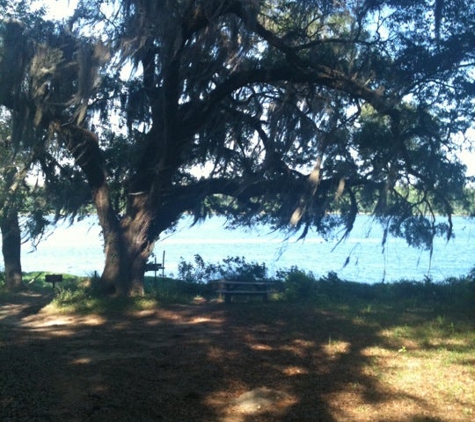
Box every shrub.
[218,256,267,281]
[278,267,317,302]
[150,277,214,302]
[177,255,267,283]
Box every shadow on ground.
[0,293,460,421]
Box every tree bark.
[81,170,154,297]
[99,205,155,297]
[1,208,23,291]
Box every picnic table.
[216,280,275,303]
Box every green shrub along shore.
[1,255,474,318]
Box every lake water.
[4,215,475,283]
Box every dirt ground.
[0,292,472,421]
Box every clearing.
[0,292,474,421]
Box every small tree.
[0,104,89,290]
[0,107,34,290]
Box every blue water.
[4,215,475,283]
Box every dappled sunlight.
[422,337,474,350]
[71,356,93,365]
[360,346,394,358]
[280,338,318,358]
[281,365,309,376]
[0,292,51,325]
[221,388,298,422]
[322,340,352,360]
[0,303,32,322]
[22,314,106,329]
[357,343,475,421]
[143,306,226,328]
[207,345,241,362]
[249,343,273,351]
[1,295,474,421]
[189,315,226,325]
[325,389,432,422]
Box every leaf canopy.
[0,0,474,250]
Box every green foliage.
[277,267,318,302]
[8,260,473,316]
[51,287,158,315]
[48,276,158,314]
[273,265,475,312]
[145,276,214,304]
[177,254,268,283]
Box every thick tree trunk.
[101,243,149,297]
[56,124,159,297]
[0,208,23,291]
[98,197,155,297]
[100,225,154,296]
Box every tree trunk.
[0,208,23,291]
[100,226,153,297]
[56,124,158,297]
[98,201,155,297]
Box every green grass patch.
[48,287,159,315]
[2,263,474,325]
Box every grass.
[300,297,474,420]
[0,272,162,315]
[1,269,474,421]
[3,268,474,317]
[364,315,475,420]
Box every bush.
[431,276,475,311]
[149,277,214,303]
[177,254,268,283]
[278,267,317,302]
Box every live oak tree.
[0,1,47,290]
[0,0,474,296]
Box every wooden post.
[145,251,166,283]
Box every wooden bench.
[45,274,63,289]
[217,280,275,303]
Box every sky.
[462,129,475,177]
[36,0,79,19]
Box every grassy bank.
[1,260,475,315]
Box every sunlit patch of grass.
[350,305,475,421]
[47,285,159,315]
[323,339,351,359]
[46,289,103,314]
